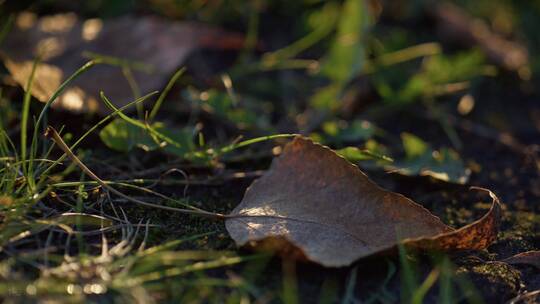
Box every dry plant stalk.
[45,126,226,219]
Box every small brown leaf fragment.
[503,251,540,269]
[225,137,502,267]
[0,13,245,114]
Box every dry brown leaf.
[503,251,540,269]
[0,12,244,114]
[225,137,501,267]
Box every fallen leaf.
[225,137,501,267]
[0,12,245,114]
[503,251,540,269]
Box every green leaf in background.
[391,133,470,184]
[310,0,371,111]
[337,133,469,184]
[154,123,196,157]
[337,146,393,163]
[205,89,257,128]
[322,119,375,143]
[320,0,370,83]
[99,118,196,158]
[310,84,341,110]
[99,118,140,152]
[399,50,487,101]
[374,50,489,105]
[262,2,340,64]
[99,118,162,152]
[195,89,270,131]
[401,132,429,159]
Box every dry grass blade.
[44,126,225,219]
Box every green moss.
[457,261,522,302]
[471,263,521,288]
[493,211,540,254]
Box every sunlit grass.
[0,60,272,302]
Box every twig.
[44,126,226,220]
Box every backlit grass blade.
[20,57,39,191]
[148,68,185,121]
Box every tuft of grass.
[396,246,484,304]
[0,57,275,302]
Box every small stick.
[44,126,225,220]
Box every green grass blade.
[218,133,297,155]
[34,60,98,131]
[100,92,188,152]
[398,244,419,303]
[29,60,98,182]
[148,68,185,121]
[37,91,158,183]
[411,268,440,304]
[20,57,40,191]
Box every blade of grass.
[138,232,216,257]
[75,173,87,254]
[438,256,453,304]
[148,68,185,121]
[29,60,99,185]
[411,268,440,304]
[239,0,259,58]
[123,254,262,286]
[100,92,186,152]
[44,126,225,219]
[398,244,419,303]
[34,60,98,135]
[121,67,143,117]
[82,51,154,72]
[37,91,158,184]
[341,265,359,304]
[51,179,208,212]
[261,2,338,64]
[282,258,299,304]
[218,134,297,155]
[20,57,40,191]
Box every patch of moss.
[491,211,540,257]
[503,212,540,237]
[457,261,522,302]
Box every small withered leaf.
[0,13,245,114]
[503,251,540,269]
[225,137,501,267]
